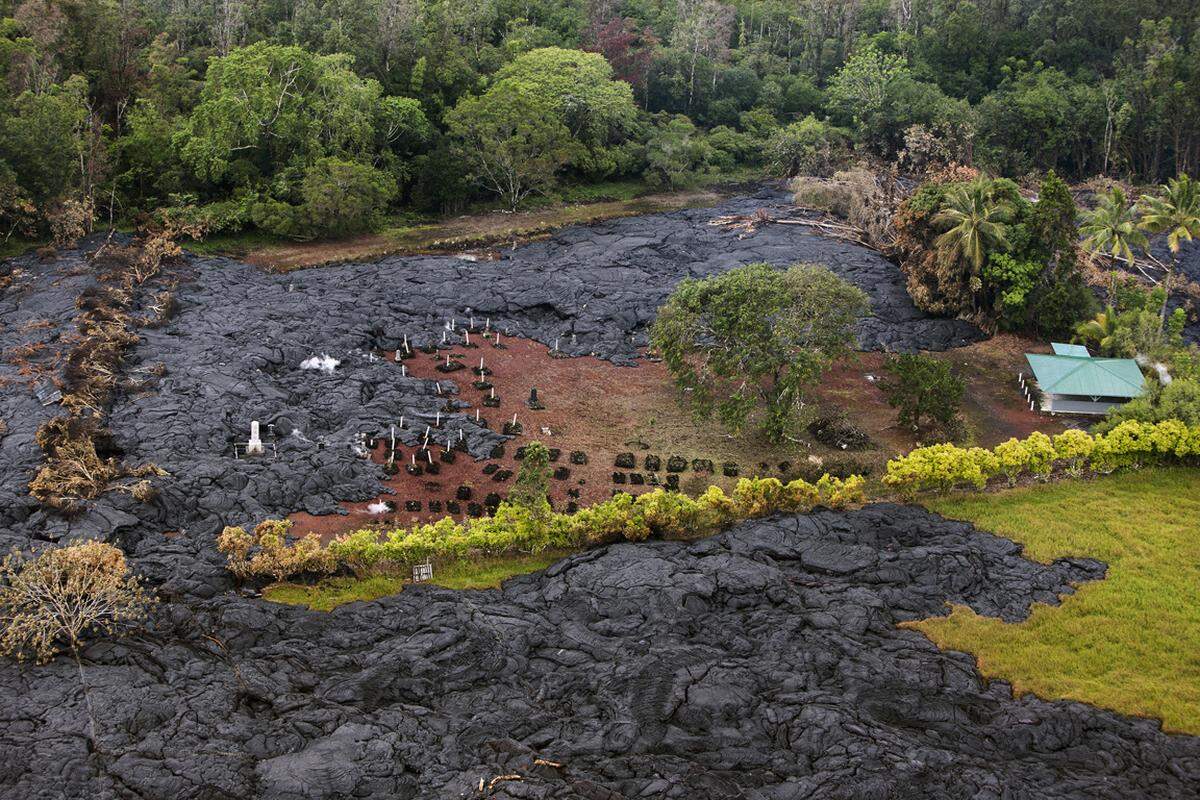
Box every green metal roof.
[1025,353,1145,399]
[1051,342,1091,357]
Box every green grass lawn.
[263,575,408,611]
[912,467,1200,734]
[262,550,573,611]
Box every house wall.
[1042,395,1128,416]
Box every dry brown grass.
[29,411,166,514]
[240,188,728,271]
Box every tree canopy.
[651,262,869,442]
[176,42,428,186]
[0,0,1197,239]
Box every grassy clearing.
[183,229,281,258]
[911,467,1200,734]
[0,239,37,260]
[262,549,572,610]
[427,550,571,589]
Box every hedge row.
[219,475,867,581]
[883,420,1200,497]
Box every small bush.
[880,353,965,434]
[1052,429,1094,476]
[218,520,336,582]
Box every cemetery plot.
[287,330,1065,541]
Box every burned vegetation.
[26,232,187,514]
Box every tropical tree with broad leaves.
[932,179,1014,311]
[1073,306,1121,354]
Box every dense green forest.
[1,0,1198,241]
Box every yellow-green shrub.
[817,474,867,507]
[884,419,1200,496]
[695,484,738,525]
[882,443,997,497]
[732,477,787,517]
[1052,429,1094,475]
[1147,418,1195,459]
[1025,431,1056,478]
[785,478,821,511]
[1090,420,1155,471]
[993,438,1030,485]
[634,489,722,538]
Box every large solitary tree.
[651,262,869,442]
[445,86,575,210]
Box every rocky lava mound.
[1,187,980,574]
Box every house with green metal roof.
[1023,345,1145,416]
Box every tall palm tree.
[933,179,1013,274]
[1080,186,1148,266]
[1139,173,1200,319]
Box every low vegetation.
[883,419,1200,497]
[263,551,571,611]
[263,575,407,611]
[28,235,186,513]
[911,467,1200,735]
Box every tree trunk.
[1160,255,1176,324]
[71,645,100,753]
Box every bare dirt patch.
[244,188,728,272]
[818,334,1070,458]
